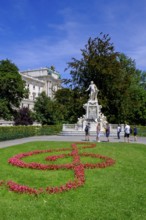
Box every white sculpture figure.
[99,113,107,128]
[86,81,99,101]
[77,117,83,131]
[77,117,83,126]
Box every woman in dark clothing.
[133,126,138,141]
[105,123,110,142]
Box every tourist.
[117,124,121,139]
[96,123,101,142]
[85,123,90,141]
[124,124,126,142]
[124,123,131,143]
[133,126,138,141]
[105,123,110,142]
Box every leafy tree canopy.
[54,88,87,123]
[0,59,28,120]
[14,107,33,126]
[34,91,64,125]
[65,33,146,124]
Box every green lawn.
[0,141,146,220]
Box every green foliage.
[140,70,146,89]
[113,54,146,123]
[0,142,146,220]
[14,107,34,126]
[0,126,36,140]
[0,59,28,120]
[66,33,119,89]
[36,124,62,135]
[66,33,146,124]
[0,99,12,119]
[54,88,87,123]
[34,91,63,125]
[0,125,62,141]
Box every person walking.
[105,123,110,142]
[96,123,101,142]
[117,124,121,139]
[124,123,130,143]
[133,126,138,141]
[84,123,90,141]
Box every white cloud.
[7,35,83,76]
[1,0,146,78]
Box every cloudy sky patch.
[0,0,146,78]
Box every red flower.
[4,142,116,195]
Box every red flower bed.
[0,142,116,195]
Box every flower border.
[0,142,116,195]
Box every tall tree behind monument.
[66,33,145,124]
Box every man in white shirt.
[124,124,130,143]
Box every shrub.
[0,125,62,141]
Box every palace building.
[20,67,61,110]
[0,67,61,126]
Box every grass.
[0,141,146,220]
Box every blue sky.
[0,0,146,79]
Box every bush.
[0,125,62,141]
[14,107,33,125]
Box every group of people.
[96,122,110,142]
[84,122,110,142]
[85,122,138,142]
[117,124,138,142]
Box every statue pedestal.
[81,100,107,132]
[83,100,101,121]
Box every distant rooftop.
[20,67,61,79]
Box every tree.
[66,33,119,89]
[66,33,121,122]
[65,33,145,124]
[14,107,33,125]
[0,59,28,120]
[114,54,146,124]
[34,91,64,125]
[54,88,87,123]
[140,71,146,89]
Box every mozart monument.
[62,81,107,133]
[79,81,107,131]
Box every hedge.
[0,125,62,141]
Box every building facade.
[20,67,61,110]
[0,67,61,126]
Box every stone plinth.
[83,100,101,121]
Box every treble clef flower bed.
[0,142,116,195]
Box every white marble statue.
[86,81,99,101]
[99,113,107,128]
